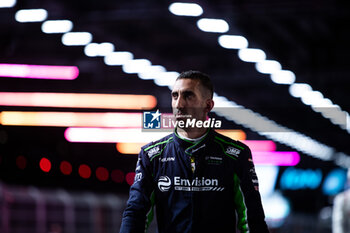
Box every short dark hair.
[176,70,214,99]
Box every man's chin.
[175,117,186,123]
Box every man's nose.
[175,95,185,109]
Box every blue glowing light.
[280,168,323,190]
[322,169,347,195]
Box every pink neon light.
[64,128,171,143]
[0,92,157,109]
[242,140,276,152]
[0,111,142,127]
[0,63,79,80]
[252,151,300,166]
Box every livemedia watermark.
[142,109,222,132]
[141,106,348,133]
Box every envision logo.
[158,176,171,192]
[157,176,225,192]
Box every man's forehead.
[172,79,200,92]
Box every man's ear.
[205,99,214,113]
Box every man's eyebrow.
[171,89,195,96]
[182,90,195,95]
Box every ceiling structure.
[0,0,350,191]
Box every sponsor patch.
[134,172,143,183]
[147,146,160,158]
[159,157,175,162]
[174,176,225,192]
[205,156,223,165]
[226,146,241,156]
[248,160,259,191]
[157,176,225,192]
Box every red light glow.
[111,169,125,183]
[96,167,109,181]
[126,172,136,186]
[39,157,51,172]
[60,161,72,175]
[78,164,91,179]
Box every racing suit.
[120,129,269,233]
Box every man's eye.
[184,93,193,99]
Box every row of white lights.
[9,7,350,168]
[169,2,350,134]
[13,9,180,88]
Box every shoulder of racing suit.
[141,133,174,162]
[212,130,250,160]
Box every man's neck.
[176,127,207,139]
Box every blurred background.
[0,0,350,232]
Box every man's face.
[171,78,212,123]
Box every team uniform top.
[120,129,269,233]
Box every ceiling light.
[122,59,152,74]
[138,65,167,80]
[153,71,179,87]
[289,83,312,98]
[301,90,324,106]
[218,35,248,49]
[41,20,73,33]
[255,60,282,74]
[197,18,229,33]
[104,51,134,66]
[238,48,266,62]
[270,70,296,84]
[168,2,203,16]
[15,9,48,23]
[62,32,92,46]
[0,0,16,8]
[84,42,114,57]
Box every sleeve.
[332,192,345,233]
[234,146,270,233]
[119,148,156,233]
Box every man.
[332,170,350,233]
[120,71,269,233]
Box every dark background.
[1,0,349,232]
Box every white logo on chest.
[158,176,171,192]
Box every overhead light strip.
[64,128,246,143]
[0,111,143,127]
[0,92,157,110]
[116,140,276,154]
[0,63,79,80]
